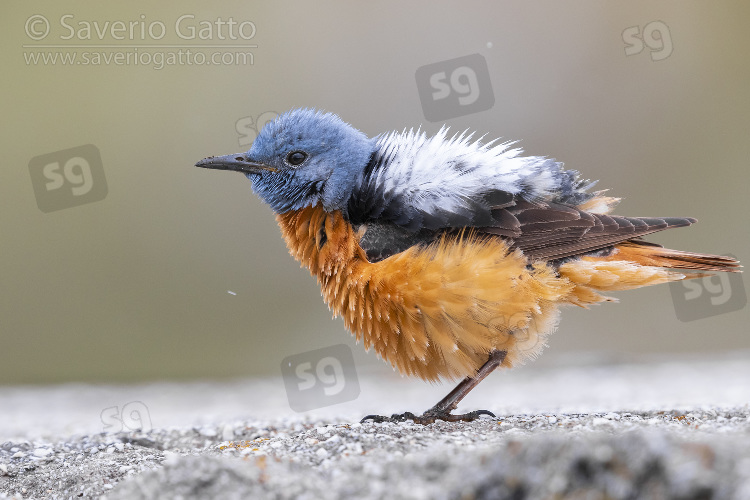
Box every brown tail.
[604,240,741,274]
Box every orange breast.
[275,204,722,380]
[276,206,574,381]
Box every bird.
[196,108,740,424]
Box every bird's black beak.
[195,153,278,174]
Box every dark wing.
[354,195,696,264]
[482,199,696,261]
[354,222,437,262]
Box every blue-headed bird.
[196,109,740,424]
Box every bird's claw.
[360,409,495,425]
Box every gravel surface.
[1,353,749,499]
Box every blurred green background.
[2,1,748,384]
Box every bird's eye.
[286,151,308,166]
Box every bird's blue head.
[196,108,375,214]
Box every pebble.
[1,406,749,498]
[200,427,217,438]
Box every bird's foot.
[360,409,495,425]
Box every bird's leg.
[362,350,507,425]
